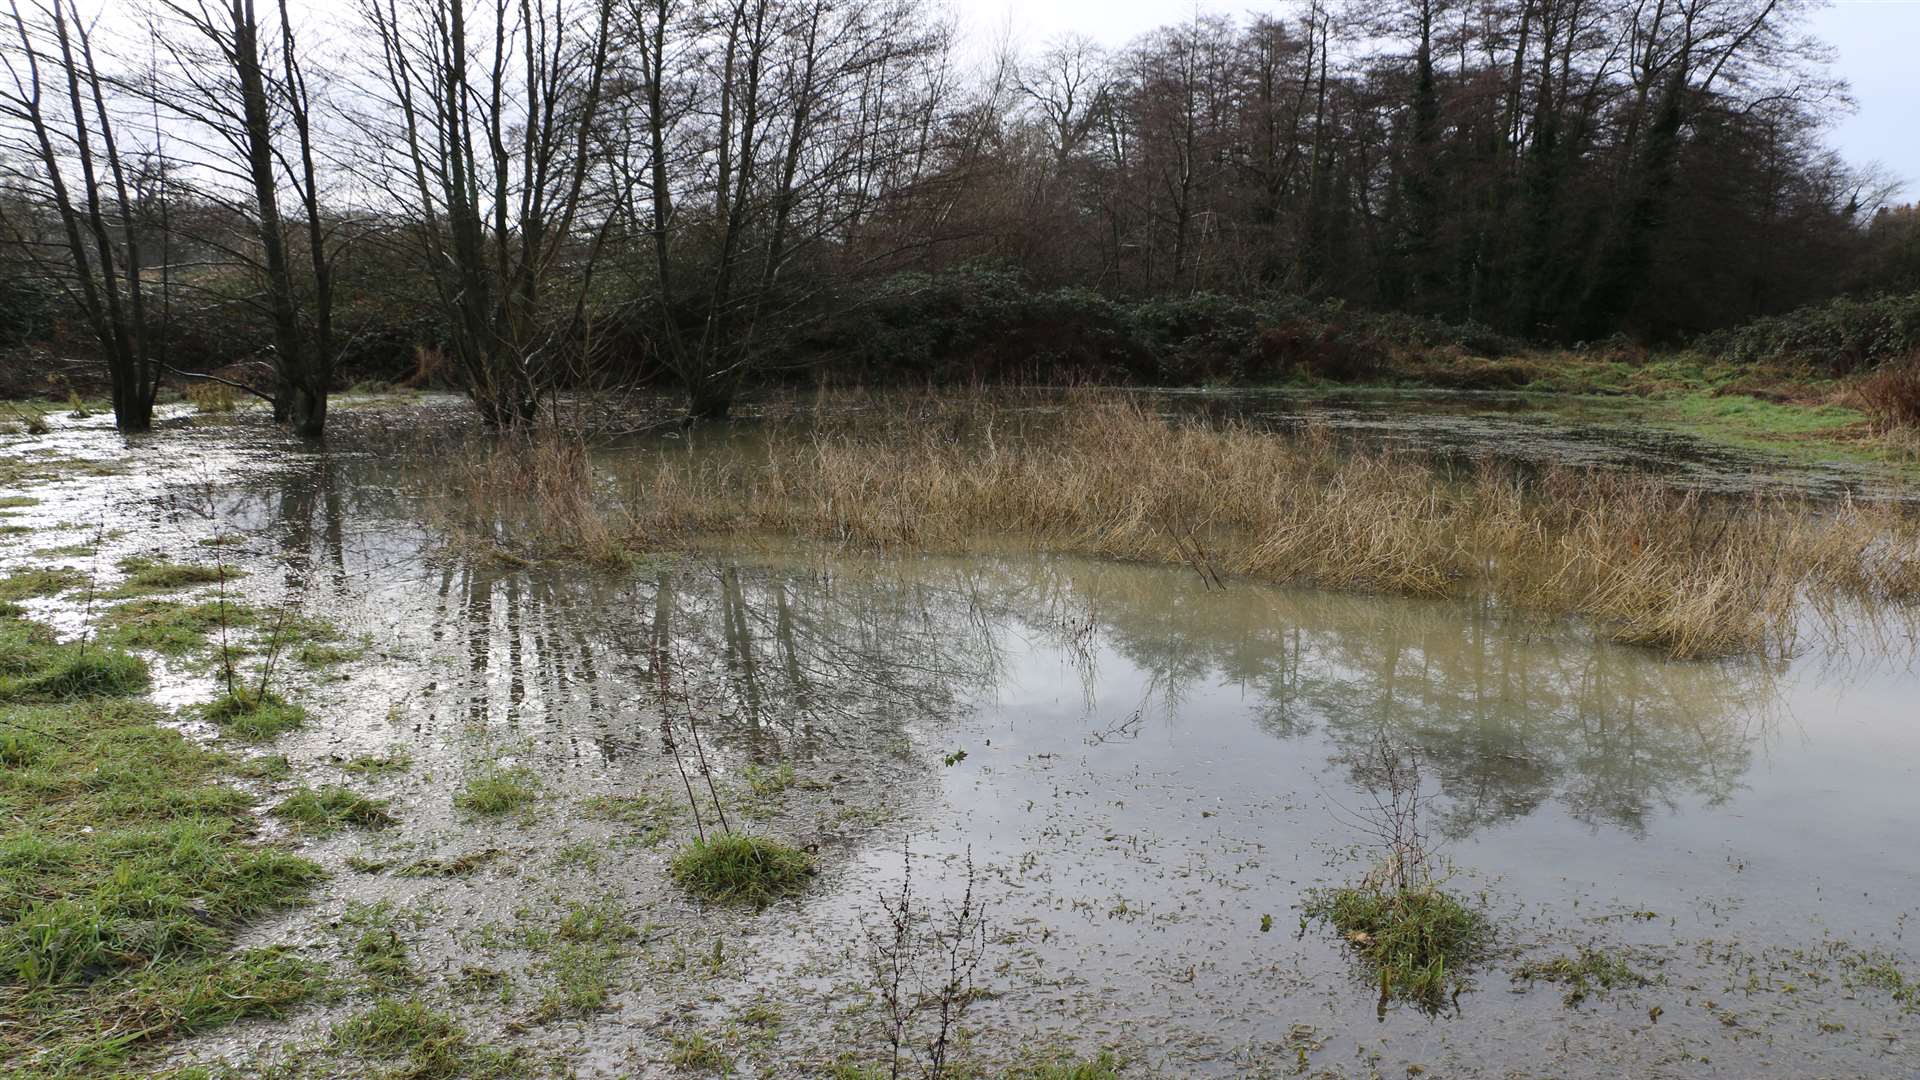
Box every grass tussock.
[273,785,397,833]
[197,688,308,741]
[1303,881,1488,1009]
[0,621,148,702]
[668,834,815,906]
[454,764,539,814]
[597,392,1920,659]
[443,434,627,565]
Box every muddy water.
[2,396,1917,1077]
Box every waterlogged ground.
[2,394,1918,1078]
[1154,388,1919,500]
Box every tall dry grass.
[453,392,1920,659]
[442,433,628,566]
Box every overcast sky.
[949,0,1920,198]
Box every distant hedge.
[1695,293,1920,375]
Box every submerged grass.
[332,997,526,1078]
[668,834,815,906]
[100,598,258,654]
[1514,944,1651,1005]
[0,566,85,602]
[110,557,240,597]
[559,391,1920,659]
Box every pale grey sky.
[951,0,1920,197]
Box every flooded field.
[3,393,1917,1078]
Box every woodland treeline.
[0,0,1916,433]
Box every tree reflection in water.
[227,437,1775,845]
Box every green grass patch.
[0,495,42,509]
[1665,391,1865,436]
[100,597,258,654]
[0,622,148,702]
[110,556,241,596]
[523,900,633,1022]
[273,785,396,833]
[666,1030,733,1073]
[1842,949,1919,1011]
[340,747,415,777]
[0,565,86,601]
[1513,944,1651,1005]
[342,900,417,989]
[333,997,527,1079]
[454,764,538,814]
[1009,1051,1125,1079]
[0,609,324,1074]
[1302,882,1487,1010]
[668,833,815,906]
[197,687,309,741]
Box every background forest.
[1,0,1917,431]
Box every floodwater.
[3,393,1917,1078]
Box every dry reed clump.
[441,433,629,565]
[616,393,1920,659]
[1855,353,1920,432]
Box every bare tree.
[0,0,165,431]
[144,0,341,436]
[356,0,616,427]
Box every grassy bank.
[455,393,1920,659]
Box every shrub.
[1856,353,1920,430]
[1697,292,1920,374]
[669,833,815,906]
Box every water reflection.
[218,422,1780,849]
